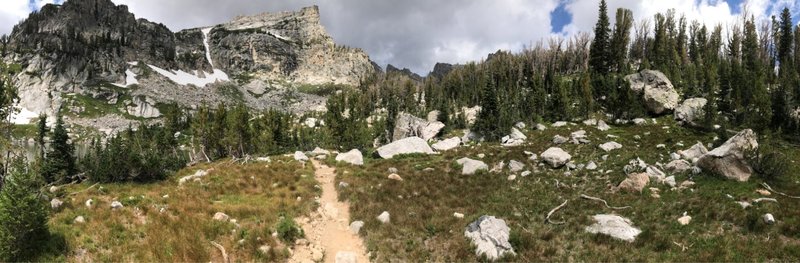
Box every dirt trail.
[289,160,369,263]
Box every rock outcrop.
[625,70,680,114]
[696,129,758,181]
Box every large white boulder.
[625,70,680,115]
[376,137,435,159]
[392,112,445,141]
[585,214,642,242]
[294,151,309,162]
[696,129,758,181]
[335,149,364,166]
[679,142,708,161]
[456,158,489,175]
[464,215,516,261]
[541,147,572,168]
[675,98,707,127]
[432,137,461,151]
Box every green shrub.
[0,159,50,261]
[276,216,303,243]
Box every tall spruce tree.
[42,115,75,183]
[474,76,503,141]
[0,159,49,261]
[589,0,611,74]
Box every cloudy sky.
[1,0,798,74]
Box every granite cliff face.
[3,0,374,126]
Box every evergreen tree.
[589,0,611,74]
[35,114,47,160]
[609,8,634,73]
[473,77,503,141]
[0,159,49,261]
[42,115,75,183]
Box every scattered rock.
[585,214,642,242]
[645,166,666,183]
[336,149,364,166]
[599,142,623,152]
[393,112,445,141]
[535,123,547,131]
[376,137,435,159]
[553,135,569,144]
[388,167,398,174]
[665,160,692,173]
[664,176,677,187]
[696,129,758,181]
[670,152,681,160]
[763,213,776,224]
[633,118,647,125]
[74,216,86,224]
[179,169,208,185]
[541,147,572,168]
[432,137,461,151]
[49,186,59,193]
[213,212,230,221]
[596,120,611,131]
[507,174,517,181]
[675,98,707,127]
[388,173,403,181]
[377,211,390,224]
[85,199,94,208]
[335,251,357,263]
[736,201,751,209]
[756,189,771,196]
[501,128,527,147]
[456,158,489,175]
[586,161,598,170]
[338,182,349,189]
[294,151,309,162]
[258,245,271,255]
[349,221,364,234]
[617,173,650,193]
[678,215,692,225]
[110,201,124,210]
[490,161,506,173]
[521,171,532,177]
[552,121,568,127]
[464,215,516,261]
[508,160,525,173]
[50,198,63,210]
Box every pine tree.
[778,7,794,73]
[474,76,503,141]
[609,8,634,73]
[35,114,47,160]
[0,159,49,261]
[589,0,611,74]
[42,115,75,183]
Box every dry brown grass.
[47,157,319,262]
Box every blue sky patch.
[550,1,571,33]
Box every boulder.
[541,147,572,168]
[213,212,230,221]
[617,173,650,193]
[432,137,461,151]
[596,120,611,131]
[585,214,642,242]
[490,161,506,173]
[625,70,680,114]
[311,147,330,156]
[633,118,647,125]
[679,142,708,161]
[377,211,391,224]
[392,112,445,141]
[454,212,465,219]
[552,121,568,127]
[304,118,318,128]
[508,160,525,173]
[696,129,758,181]
[388,173,403,181]
[665,160,692,173]
[501,128,527,147]
[335,149,364,166]
[456,158,489,175]
[74,216,86,224]
[586,161,598,170]
[50,198,63,210]
[552,135,569,144]
[294,151,309,162]
[349,221,364,234]
[645,166,666,183]
[678,215,692,225]
[464,215,516,261]
[110,201,124,209]
[376,137,434,159]
[764,213,776,224]
[599,142,623,152]
[462,106,482,126]
[427,110,441,122]
[535,123,547,131]
[675,98,707,127]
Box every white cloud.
[0,0,62,35]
